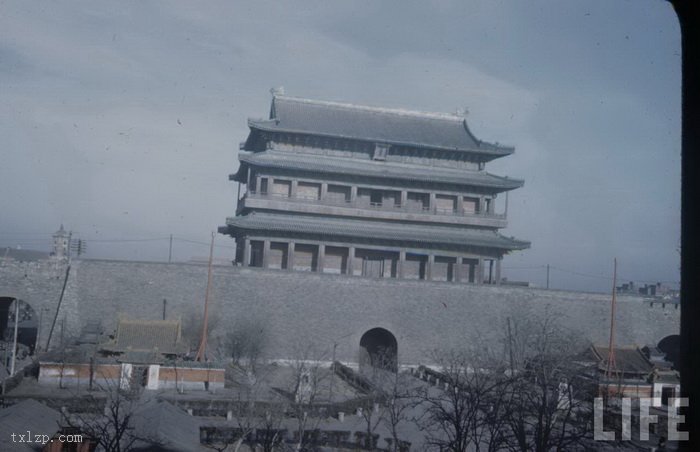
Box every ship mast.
[195,232,215,362]
[605,258,618,380]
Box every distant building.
[616,280,679,300]
[51,224,69,261]
[220,94,529,283]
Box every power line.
[82,237,171,243]
[174,237,236,249]
[502,263,679,286]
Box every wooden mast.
[195,232,215,362]
[605,258,618,380]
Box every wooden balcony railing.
[241,190,506,219]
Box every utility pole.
[60,316,65,348]
[546,264,550,289]
[163,299,167,320]
[67,231,73,264]
[1,346,7,394]
[168,234,173,263]
[9,299,20,376]
[507,317,515,374]
[329,342,338,403]
[35,307,46,353]
[46,264,71,351]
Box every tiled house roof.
[101,318,187,356]
[590,345,655,377]
[0,400,62,451]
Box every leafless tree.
[202,361,286,452]
[501,313,595,452]
[61,381,161,452]
[414,348,511,452]
[219,316,269,374]
[380,371,414,452]
[282,342,328,451]
[255,408,286,452]
[180,307,223,354]
[357,349,413,451]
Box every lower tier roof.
[222,212,530,252]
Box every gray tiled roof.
[101,318,186,355]
[131,400,201,452]
[248,95,513,157]
[235,151,523,191]
[0,400,62,451]
[224,212,530,251]
[590,346,654,376]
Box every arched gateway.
[359,327,398,372]
[0,297,38,353]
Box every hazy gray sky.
[0,1,681,293]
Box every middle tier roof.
[232,151,523,192]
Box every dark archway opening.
[658,334,680,370]
[359,327,398,372]
[0,297,38,354]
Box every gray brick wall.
[0,259,679,365]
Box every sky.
[0,1,681,293]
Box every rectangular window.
[270,179,291,197]
[296,182,321,200]
[373,143,389,160]
[407,192,430,211]
[249,241,264,267]
[435,195,457,213]
[463,197,479,214]
[327,185,351,203]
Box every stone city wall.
[1,258,680,365]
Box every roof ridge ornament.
[455,107,469,117]
[270,86,285,97]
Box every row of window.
[250,177,492,214]
[238,240,499,284]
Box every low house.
[587,345,680,406]
[39,318,224,392]
[99,318,189,361]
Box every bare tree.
[414,348,510,452]
[282,342,328,451]
[180,307,222,355]
[356,349,414,451]
[61,381,161,452]
[379,371,414,452]
[501,313,594,452]
[219,316,269,374]
[255,408,286,452]
[202,361,287,452]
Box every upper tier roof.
[247,95,514,158]
[233,151,523,192]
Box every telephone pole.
[168,234,173,263]
[9,299,20,376]
[546,264,550,289]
